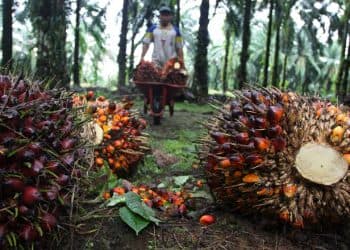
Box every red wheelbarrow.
[133,81,186,125]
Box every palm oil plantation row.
[0,0,349,100]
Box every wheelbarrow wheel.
[152,96,162,125]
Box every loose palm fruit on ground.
[199,86,350,228]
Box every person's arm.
[140,43,150,61]
[177,47,184,62]
[140,25,154,63]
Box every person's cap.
[159,6,173,14]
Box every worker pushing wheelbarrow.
[132,5,187,125]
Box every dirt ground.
[62,100,350,250]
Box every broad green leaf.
[173,175,190,186]
[119,206,150,235]
[106,194,126,207]
[125,192,160,225]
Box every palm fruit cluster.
[73,92,149,177]
[199,86,350,228]
[0,76,89,248]
[133,61,161,82]
[103,184,188,216]
[161,58,188,85]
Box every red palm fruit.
[179,204,187,214]
[61,153,75,166]
[41,213,57,232]
[219,143,231,153]
[60,138,75,150]
[57,174,69,186]
[199,214,215,226]
[230,154,245,168]
[22,186,41,205]
[45,186,59,201]
[267,125,283,137]
[210,132,229,144]
[246,153,264,166]
[253,137,270,152]
[28,142,42,155]
[254,117,267,129]
[86,90,94,100]
[108,102,116,112]
[4,177,25,192]
[16,148,35,161]
[233,132,250,144]
[271,137,286,151]
[267,105,284,124]
[19,224,39,241]
[231,108,243,118]
[32,159,44,174]
[46,161,60,173]
[18,205,30,215]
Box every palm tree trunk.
[341,33,350,100]
[222,28,231,93]
[281,53,288,89]
[73,0,81,87]
[117,0,129,87]
[30,0,68,88]
[336,20,349,98]
[193,0,210,98]
[237,0,252,89]
[262,0,274,87]
[272,3,281,87]
[2,0,13,70]
[176,0,180,27]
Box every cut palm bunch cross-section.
[199,86,350,228]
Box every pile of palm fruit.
[103,183,188,216]
[199,86,350,228]
[0,76,90,248]
[73,91,149,177]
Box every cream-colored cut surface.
[295,143,348,185]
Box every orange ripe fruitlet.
[113,187,125,195]
[267,105,284,124]
[106,145,115,154]
[331,126,345,142]
[95,157,104,166]
[242,173,260,183]
[253,137,270,152]
[199,214,215,226]
[99,115,107,123]
[343,154,350,165]
[219,158,231,168]
[283,184,297,198]
[103,192,111,200]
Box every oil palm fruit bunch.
[76,93,149,177]
[133,61,161,82]
[0,75,90,248]
[199,86,350,228]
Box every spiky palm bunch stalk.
[199,86,350,228]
